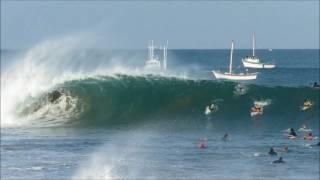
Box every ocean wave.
[10,74,319,128]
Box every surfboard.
[254,100,271,107]
[301,105,312,111]
[298,128,312,132]
[287,135,297,139]
[301,101,313,111]
[205,106,211,115]
[250,111,263,117]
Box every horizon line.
[1,48,319,51]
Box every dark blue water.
[1,47,319,179]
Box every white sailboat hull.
[242,59,275,69]
[213,71,257,80]
[144,59,161,70]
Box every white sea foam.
[72,130,157,179]
[1,36,89,127]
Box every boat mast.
[163,40,168,71]
[148,40,152,60]
[151,40,154,60]
[252,32,255,57]
[229,40,234,74]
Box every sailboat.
[144,40,161,71]
[213,40,257,80]
[144,40,168,72]
[242,33,275,69]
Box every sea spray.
[0,36,147,127]
[1,37,85,127]
[72,130,161,179]
[1,37,193,127]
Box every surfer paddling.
[48,90,63,103]
[312,82,320,88]
[301,99,312,111]
[287,128,297,139]
[198,138,207,149]
[251,105,262,113]
[250,104,263,117]
[282,146,289,153]
[304,133,314,140]
[222,133,230,141]
[268,147,277,156]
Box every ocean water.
[1,44,319,179]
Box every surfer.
[198,139,207,149]
[222,133,229,141]
[273,157,285,164]
[48,90,63,103]
[303,99,312,108]
[304,132,314,140]
[205,103,219,115]
[268,147,277,156]
[251,104,262,113]
[234,84,247,96]
[251,104,263,117]
[312,82,320,88]
[289,128,297,137]
[199,143,206,149]
[209,104,215,111]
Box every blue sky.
[1,1,319,49]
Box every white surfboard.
[250,111,263,117]
[301,104,313,111]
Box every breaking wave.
[6,74,319,129]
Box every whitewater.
[1,38,319,179]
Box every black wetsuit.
[289,130,297,137]
[269,149,277,156]
[313,83,320,88]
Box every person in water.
[209,104,215,111]
[273,157,285,164]
[304,132,313,140]
[268,147,277,156]
[303,99,312,107]
[199,143,206,149]
[198,138,207,149]
[251,105,262,113]
[283,146,289,152]
[222,133,229,141]
[313,82,320,88]
[289,128,297,137]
